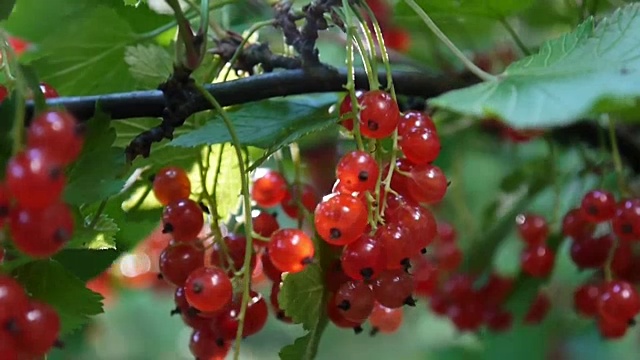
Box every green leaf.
[430,4,640,128]
[64,112,126,205]
[170,94,340,156]
[68,214,119,250]
[279,263,324,330]
[124,44,173,88]
[54,249,121,282]
[0,0,16,21]
[14,260,104,334]
[400,0,534,19]
[279,323,328,360]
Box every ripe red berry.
[372,269,415,309]
[15,300,60,356]
[251,170,288,208]
[383,27,411,52]
[515,213,549,245]
[0,275,29,324]
[478,273,514,306]
[524,292,551,324]
[184,266,233,313]
[580,190,617,223]
[436,221,457,243]
[369,301,403,333]
[189,328,230,359]
[407,163,448,204]
[335,281,375,323]
[386,205,437,253]
[161,199,204,242]
[325,259,351,292]
[597,315,628,339]
[562,208,594,240]
[612,199,640,242]
[260,250,283,282]
[314,193,368,246]
[484,307,513,332]
[270,282,292,322]
[569,234,613,269]
[358,90,400,139]
[6,148,65,210]
[598,280,640,323]
[210,233,256,274]
[338,91,364,131]
[267,228,315,273]
[217,291,268,338]
[447,299,484,332]
[27,110,84,165]
[520,244,555,278]
[159,242,204,287]
[397,111,436,136]
[441,274,474,303]
[252,211,280,241]
[173,286,214,329]
[9,202,74,258]
[336,150,380,193]
[280,184,318,219]
[0,183,9,229]
[375,223,414,270]
[38,83,59,99]
[152,166,191,206]
[399,128,441,165]
[0,86,7,103]
[412,257,439,297]
[341,234,385,281]
[327,293,363,330]
[573,283,601,318]
[434,241,463,271]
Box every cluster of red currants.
[0,275,61,358]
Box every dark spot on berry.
[360,267,374,280]
[0,206,8,217]
[301,256,314,265]
[198,201,210,214]
[330,227,341,239]
[4,318,19,333]
[192,281,204,294]
[277,311,286,320]
[53,228,71,243]
[628,318,636,327]
[587,206,598,215]
[404,296,417,307]
[53,339,65,349]
[622,223,633,234]
[157,273,164,280]
[162,223,174,233]
[170,307,181,316]
[186,307,200,316]
[337,300,351,311]
[358,171,369,182]
[447,181,452,187]
[370,327,380,336]
[367,120,379,131]
[401,258,411,271]
[420,248,427,254]
[49,167,62,180]
[353,325,363,334]
[215,337,225,347]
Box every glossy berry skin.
[338,91,364,131]
[252,211,280,241]
[397,111,436,136]
[358,90,400,139]
[39,83,59,99]
[327,293,362,329]
[261,250,283,282]
[6,148,65,210]
[268,229,315,273]
[520,244,555,278]
[210,233,256,273]
[335,281,375,322]
[0,183,9,229]
[218,291,268,338]
[412,257,439,297]
[612,199,640,242]
[369,302,403,333]
[251,170,288,208]
[387,205,437,253]
[524,292,551,324]
[434,241,463,271]
[314,193,368,246]
[375,224,414,270]
[597,316,628,339]
[280,184,318,219]
[598,280,640,323]
[16,300,60,356]
[447,300,484,332]
[184,266,233,313]
[27,110,84,165]
[399,128,441,166]
[10,202,74,258]
[0,275,29,323]
[174,286,213,329]
[161,199,204,242]
[341,234,385,281]
[152,167,191,206]
[189,328,230,359]
[574,283,600,318]
[407,164,448,204]
[159,242,204,286]
[569,234,613,269]
[372,269,415,308]
[580,190,616,223]
[336,150,380,193]
[516,213,549,245]
[562,208,594,239]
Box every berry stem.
[87,199,109,229]
[165,0,200,70]
[545,138,562,226]
[0,30,27,156]
[348,3,379,88]
[342,1,366,151]
[403,0,498,82]
[607,116,629,196]
[498,17,531,56]
[193,83,254,360]
[222,20,276,82]
[288,142,306,229]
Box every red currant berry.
[434,241,463,271]
[218,291,268,338]
[412,257,439,297]
[562,208,594,240]
[569,234,613,269]
[597,316,628,339]
[338,91,364,131]
[612,241,633,278]
[9,202,74,258]
[39,83,59,99]
[447,299,484,332]
[484,307,513,332]
[251,170,288,208]
[386,205,437,253]
[314,193,368,246]
[173,286,213,329]
[270,282,292,323]
[261,250,283,282]
[0,275,29,324]
[327,293,363,330]
[336,150,380,193]
[6,149,65,210]
[358,90,400,139]
[598,280,640,323]
[210,233,256,274]
[252,211,280,241]
[15,300,60,356]
[341,234,385,281]
[369,301,403,333]
[478,273,514,306]
[27,110,84,165]
[384,158,414,200]
[574,283,601,318]
[580,190,617,223]
[161,199,204,242]
[384,27,411,52]
[280,184,318,219]
[524,292,551,324]
[152,166,191,206]
[335,281,375,323]
[267,229,315,273]
[407,163,448,204]
[399,128,441,165]
[0,85,7,103]
[325,259,351,292]
[515,213,549,245]
[184,266,233,313]
[441,274,475,303]
[189,328,230,359]
[397,111,436,136]
[159,242,204,287]
[0,183,9,229]
[436,221,457,243]
[520,244,555,278]
[375,223,414,270]
[612,199,640,242]
[428,291,449,316]
[372,269,415,308]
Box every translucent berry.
[210,233,256,274]
[612,199,640,242]
[375,223,414,270]
[485,307,513,332]
[173,286,214,329]
[341,234,385,281]
[436,221,457,243]
[267,228,315,273]
[428,291,449,315]
[270,282,292,322]
[261,250,283,282]
[573,283,600,318]
[252,211,280,241]
[386,205,437,253]
[0,183,9,229]
[280,184,318,219]
[441,274,474,303]
[569,234,613,269]
[412,257,439,297]
[372,269,415,308]
[562,208,594,239]
[515,213,549,245]
[397,111,436,136]
[38,83,59,99]
[524,292,551,324]
[9,202,74,258]
[335,281,375,323]
[0,275,29,323]
[598,280,640,323]
[189,328,230,359]
[161,199,204,242]
[520,244,555,278]
[6,148,65,209]
[447,299,484,332]
[15,300,60,356]
[407,163,448,204]
[217,291,268,338]
[597,316,628,339]
[580,190,616,223]
[251,170,288,207]
[434,241,463,271]
[338,91,364,131]
[336,150,380,193]
[327,293,362,330]
[399,128,441,165]
[369,302,403,333]
[152,166,191,206]
[184,266,233,313]
[314,193,368,246]
[358,90,400,139]
[325,259,351,292]
[159,242,204,287]
[26,110,84,165]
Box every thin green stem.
[349,3,378,83]
[288,143,305,229]
[194,83,253,360]
[607,117,629,196]
[351,33,378,89]
[0,30,27,156]
[342,2,366,152]
[88,200,109,229]
[403,0,497,82]
[358,0,395,95]
[499,17,531,56]
[222,20,275,82]
[198,147,226,255]
[546,138,562,226]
